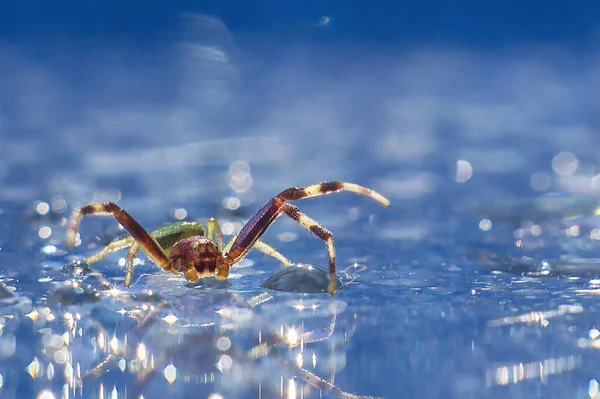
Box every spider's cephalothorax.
[170,236,229,281]
[65,181,390,294]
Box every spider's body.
[170,236,226,280]
[66,181,390,294]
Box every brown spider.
[66,181,390,294]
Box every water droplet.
[61,260,93,277]
[262,264,343,293]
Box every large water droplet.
[262,264,343,293]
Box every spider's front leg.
[68,204,207,286]
[224,181,390,295]
[66,202,176,285]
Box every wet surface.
[1,12,600,399]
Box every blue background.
[2,1,600,399]
[2,1,599,45]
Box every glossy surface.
[1,4,600,399]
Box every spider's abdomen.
[169,236,223,277]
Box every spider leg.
[280,203,337,294]
[125,242,141,287]
[277,181,389,205]
[223,235,236,254]
[207,218,224,249]
[224,182,388,291]
[66,202,174,273]
[84,236,134,264]
[224,234,291,266]
[79,221,205,265]
[254,240,292,266]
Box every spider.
[65,181,390,294]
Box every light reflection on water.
[1,11,600,399]
[5,286,368,398]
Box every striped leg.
[225,181,389,267]
[277,181,390,206]
[281,203,337,295]
[66,203,173,274]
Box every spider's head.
[170,236,228,279]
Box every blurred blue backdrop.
[2,2,600,399]
[2,1,599,46]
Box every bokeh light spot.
[552,152,578,176]
[216,337,231,351]
[479,219,492,231]
[164,364,177,384]
[223,196,241,210]
[162,313,178,325]
[35,201,50,215]
[531,172,551,191]
[455,160,473,183]
[589,379,599,398]
[37,390,55,399]
[317,16,331,25]
[216,355,232,371]
[174,208,187,220]
[38,226,52,239]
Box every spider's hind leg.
[278,181,390,206]
[280,203,337,295]
[225,181,388,270]
[221,181,389,294]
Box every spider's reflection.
[78,289,381,399]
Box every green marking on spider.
[84,221,205,263]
